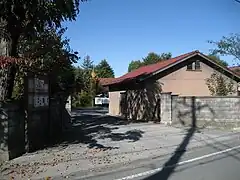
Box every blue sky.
[64,0,240,77]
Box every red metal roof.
[105,50,199,86]
[229,66,240,75]
[98,78,116,86]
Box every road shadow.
[201,134,240,162]
[98,129,144,142]
[144,96,216,180]
[172,134,240,174]
[52,108,145,150]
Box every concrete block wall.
[167,94,240,127]
[27,108,49,152]
[0,102,25,163]
[109,87,240,127]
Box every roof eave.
[139,52,240,83]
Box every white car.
[94,94,109,106]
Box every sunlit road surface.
[76,139,240,180]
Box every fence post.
[160,92,172,125]
[171,94,179,124]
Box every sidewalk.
[1,123,239,180]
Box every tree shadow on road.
[201,134,240,162]
[144,127,196,180]
[144,97,204,180]
[170,134,240,174]
[98,129,144,142]
[53,108,145,150]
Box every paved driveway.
[1,108,239,180]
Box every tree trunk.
[7,34,18,99]
[6,63,17,99]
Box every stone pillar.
[65,95,71,113]
[0,101,25,163]
[0,102,9,162]
[160,92,172,125]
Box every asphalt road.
[74,138,240,180]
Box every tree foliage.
[80,55,94,91]
[95,59,115,78]
[128,52,172,72]
[143,52,172,65]
[207,54,228,67]
[0,0,84,45]
[209,33,240,64]
[0,0,86,100]
[206,71,236,96]
[72,90,92,107]
[128,60,143,72]
[73,56,116,107]
[11,27,78,98]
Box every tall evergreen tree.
[95,59,115,78]
[81,55,93,92]
[127,52,172,72]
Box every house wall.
[109,81,161,120]
[108,90,159,120]
[109,82,162,120]
[159,62,239,96]
[108,61,239,117]
[109,91,121,116]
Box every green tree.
[0,0,86,100]
[74,66,85,91]
[127,52,172,72]
[72,90,92,107]
[143,52,172,65]
[81,55,94,91]
[207,54,228,67]
[10,27,79,98]
[95,59,115,78]
[72,55,95,107]
[206,71,236,96]
[128,60,143,72]
[142,52,162,65]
